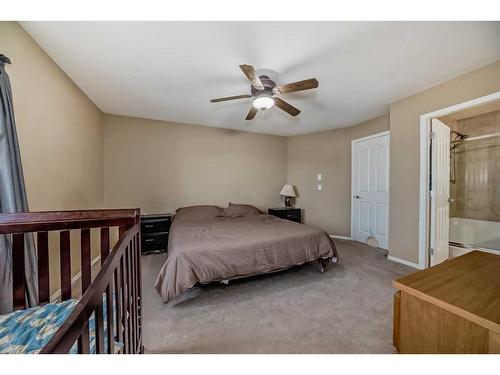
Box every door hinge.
[429,248,435,256]
[429,190,434,199]
[430,131,436,139]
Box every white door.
[351,132,390,249]
[430,119,450,266]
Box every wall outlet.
[318,184,322,191]
[317,174,322,181]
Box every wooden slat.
[12,233,26,310]
[130,246,136,353]
[101,227,110,264]
[77,321,90,354]
[95,303,105,353]
[136,234,143,352]
[60,230,71,301]
[81,228,91,294]
[101,227,114,354]
[36,231,49,304]
[120,256,129,353]
[105,284,113,354]
[129,240,135,353]
[132,238,138,353]
[125,249,132,353]
[100,226,115,353]
[114,266,122,352]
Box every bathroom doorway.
[438,101,500,260]
[418,92,500,268]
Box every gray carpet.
[141,239,414,353]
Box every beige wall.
[287,115,389,236]
[389,60,500,264]
[0,22,103,211]
[103,114,287,214]
[0,22,104,295]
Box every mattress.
[0,295,120,354]
[155,212,338,303]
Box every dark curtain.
[0,56,38,313]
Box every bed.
[155,204,338,303]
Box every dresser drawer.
[141,217,171,234]
[141,233,168,252]
[283,210,301,221]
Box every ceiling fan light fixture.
[253,96,275,110]
[210,64,318,119]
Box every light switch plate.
[317,174,322,181]
[318,184,322,191]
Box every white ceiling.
[21,22,500,136]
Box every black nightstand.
[268,208,302,223]
[140,214,171,255]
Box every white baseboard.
[329,234,352,240]
[449,246,470,258]
[50,255,101,302]
[387,255,422,269]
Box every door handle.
[353,195,361,199]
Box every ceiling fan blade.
[274,78,319,94]
[239,64,265,91]
[274,97,301,117]
[210,94,252,103]
[245,106,258,120]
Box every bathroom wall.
[447,110,500,222]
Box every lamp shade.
[280,184,296,197]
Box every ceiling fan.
[210,64,319,120]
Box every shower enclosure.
[446,110,500,255]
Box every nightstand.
[140,214,171,255]
[268,208,302,223]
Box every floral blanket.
[0,296,121,354]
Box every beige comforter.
[155,214,338,303]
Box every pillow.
[175,205,225,222]
[225,203,262,217]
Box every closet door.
[351,132,390,250]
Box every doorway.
[419,91,500,268]
[351,131,390,250]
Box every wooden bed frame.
[0,209,142,354]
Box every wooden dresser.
[393,251,500,353]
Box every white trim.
[350,130,391,248]
[50,255,101,302]
[329,234,352,240]
[351,130,390,145]
[387,255,422,270]
[351,143,355,246]
[418,91,500,270]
